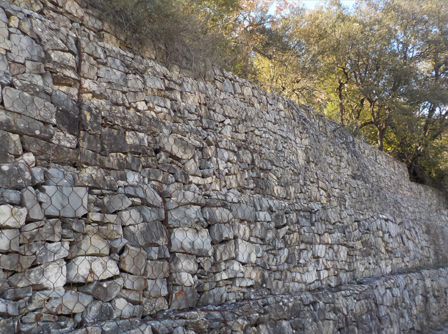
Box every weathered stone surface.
[40,186,89,218]
[66,256,119,283]
[214,240,235,262]
[230,204,256,222]
[0,253,35,271]
[21,186,44,221]
[235,239,256,264]
[198,286,227,306]
[123,222,168,247]
[119,245,147,276]
[171,253,198,274]
[0,163,31,190]
[69,234,110,258]
[0,298,19,316]
[142,297,168,315]
[168,206,204,227]
[9,259,66,289]
[0,189,21,205]
[3,87,55,124]
[121,273,147,291]
[170,286,198,309]
[118,209,144,226]
[100,194,132,214]
[78,277,124,302]
[171,227,213,256]
[133,206,164,224]
[145,260,169,279]
[36,242,69,264]
[44,291,93,314]
[147,278,168,297]
[122,186,163,207]
[44,167,76,186]
[202,207,233,224]
[82,300,115,323]
[112,297,143,319]
[159,134,195,160]
[0,204,27,228]
[20,218,62,243]
[209,223,233,243]
[0,130,22,156]
[0,229,20,252]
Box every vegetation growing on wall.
[85,0,448,189]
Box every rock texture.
[0,0,447,333]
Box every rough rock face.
[0,0,447,333]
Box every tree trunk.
[378,127,385,151]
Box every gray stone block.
[40,186,88,218]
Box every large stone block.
[78,277,124,302]
[0,253,35,272]
[0,205,27,228]
[123,222,168,247]
[100,194,132,214]
[159,134,195,160]
[170,286,198,309]
[66,256,119,283]
[20,219,62,243]
[0,229,20,252]
[3,87,56,124]
[21,186,44,221]
[44,291,93,314]
[69,234,110,258]
[202,207,233,224]
[9,259,66,289]
[235,239,256,264]
[0,109,55,139]
[171,227,213,256]
[0,163,31,190]
[119,245,147,276]
[168,206,205,227]
[230,203,256,222]
[39,186,88,218]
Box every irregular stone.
[0,253,35,272]
[230,204,256,222]
[121,273,148,291]
[76,167,118,191]
[112,297,143,319]
[44,291,93,314]
[168,206,205,227]
[119,245,147,276]
[0,204,27,228]
[198,286,227,306]
[123,186,163,207]
[0,109,55,140]
[0,229,20,252]
[118,288,142,303]
[134,206,165,223]
[0,163,31,190]
[0,189,21,205]
[171,227,213,256]
[69,234,110,258]
[21,186,44,221]
[110,237,127,253]
[86,223,123,240]
[2,286,33,300]
[172,272,195,286]
[145,261,169,279]
[8,259,66,289]
[36,242,69,264]
[44,167,76,186]
[82,300,114,323]
[147,278,168,297]
[118,209,144,226]
[66,256,119,283]
[3,87,55,124]
[39,186,88,218]
[9,33,43,63]
[202,207,233,224]
[170,286,198,309]
[101,128,129,153]
[78,277,124,302]
[100,194,132,214]
[0,130,22,156]
[142,297,168,315]
[170,254,198,274]
[214,241,235,262]
[123,222,168,247]
[20,218,62,243]
[0,298,19,316]
[209,223,233,243]
[159,134,195,160]
[235,239,256,264]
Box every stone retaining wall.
[0,0,447,333]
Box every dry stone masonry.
[0,0,447,333]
